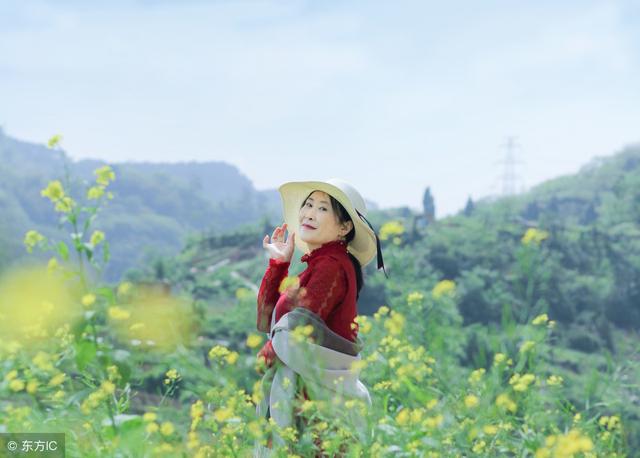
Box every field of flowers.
[0,138,633,457]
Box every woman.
[253,178,386,457]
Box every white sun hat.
[278,178,387,273]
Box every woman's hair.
[301,191,364,299]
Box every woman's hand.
[256,339,277,374]
[262,223,295,263]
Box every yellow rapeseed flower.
[160,421,174,436]
[535,429,593,457]
[214,407,233,423]
[432,279,456,299]
[32,352,54,372]
[166,369,179,379]
[350,360,367,372]
[496,393,517,413]
[164,369,180,385]
[291,324,314,342]
[187,431,200,449]
[47,135,62,149]
[509,373,536,392]
[532,313,549,325]
[47,257,59,272]
[407,291,424,306]
[423,414,444,429]
[521,228,549,245]
[10,379,25,391]
[373,381,392,391]
[90,230,105,246]
[464,394,479,408]
[5,369,18,381]
[48,372,66,387]
[108,306,131,321]
[384,310,405,335]
[117,282,133,296]
[278,276,300,293]
[395,408,410,426]
[472,440,486,453]
[23,230,46,253]
[41,180,65,201]
[483,425,498,435]
[190,400,204,430]
[26,380,39,394]
[94,165,116,186]
[379,220,404,241]
[54,196,75,213]
[225,351,239,365]
[82,294,96,307]
[100,380,115,395]
[87,186,105,200]
[410,409,424,424]
[494,353,507,365]
[143,412,157,423]
[547,375,563,386]
[209,345,230,360]
[246,334,263,348]
[353,315,372,334]
[519,340,536,353]
[468,368,486,384]
[146,422,159,434]
[599,415,621,430]
[107,365,120,381]
[373,305,390,321]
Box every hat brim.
[278,180,377,267]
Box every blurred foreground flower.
[109,285,195,352]
[0,265,81,346]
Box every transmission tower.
[495,136,525,196]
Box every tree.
[423,187,435,224]
[463,196,475,217]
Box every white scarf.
[254,307,371,457]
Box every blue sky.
[1,1,639,216]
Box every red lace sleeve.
[291,256,347,322]
[256,258,290,332]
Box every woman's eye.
[320,207,327,211]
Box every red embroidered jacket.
[256,240,359,367]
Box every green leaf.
[83,242,94,261]
[96,286,115,304]
[83,213,97,234]
[114,361,132,385]
[57,241,70,261]
[75,340,97,371]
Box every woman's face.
[298,191,353,252]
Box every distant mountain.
[0,128,284,280]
